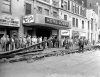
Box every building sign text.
[61,30,70,36]
[45,17,69,27]
[23,15,34,23]
[0,15,20,27]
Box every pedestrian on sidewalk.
[22,36,27,48]
[78,37,84,53]
[48,36,53,48]
[1,35,6,52]
[10,36,15,50]
[65,38,70,49]
[93,40,95,45]
[19,36,23,48]
[6,35,10,51]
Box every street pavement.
[0,48,100,77]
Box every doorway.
[36,27,51,39]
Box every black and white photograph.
[0,0,100,77]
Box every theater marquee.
[45,17,69,27]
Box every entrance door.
[36,27,51,38]
[27,30,32,36]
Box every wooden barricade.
[0,38,54,59]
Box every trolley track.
[0,41,99,63]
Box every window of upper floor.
[64,15,67,20]
[88,21,90,30]
[37,6,43,14]
[68,0,70,11]
[82,20,84,29]
[2,0,11,14]
[91,18,93,30]
[80,7,86,17]
[83,8,86,17]
[76,18,78,27]
[25,3,32,15]
[80,6,82,15]
[75,4,77,14]
[82,0,84,6]
[72,17,75,27]
[72,3,75,13]
[95,24,97,31]
[78,6,79,14]
[90,3,91,7]
[53,11,58,18]
[52,0,59,7]
[44,9,49,16]
[62,1,67,11]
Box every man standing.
[19,36,23,48]
[23,36,27,48]
[1,35,6,52]
[6,35,10,51]
[78,37,84,52]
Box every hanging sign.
[61,30,70,36]
[23,15,34,23]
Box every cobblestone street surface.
[0,47,100,77]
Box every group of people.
[0,34,91,52]
[0,35,59,52]
[62,37,89,52]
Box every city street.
[0,49,100,77]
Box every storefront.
[72,31,79,39]
[23,14,70,39]
[0,15,20,38]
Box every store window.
[82,20,84,29]
[37,6,42,14]
[2,0,11,13]
[25,3,31,15]
[76,18,78,27]
[64,15,67,20]
[44,9,49,16]
[53,11,58,17]
[72,17,75,27]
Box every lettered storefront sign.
[0,15,20,27]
